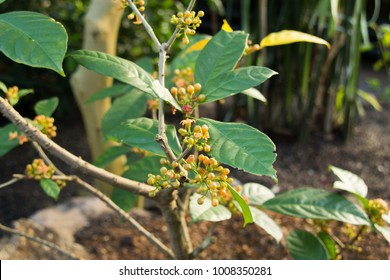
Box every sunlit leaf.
[357,90,382,111]
[250,206,282,242]
[241,182,275,206]
[260,30,330,49]
[190,193,232,222]
[222,19,233,32]
[182,38,210,56]
[374,225,390,244]
[329,165,368,198]
[241,88,267,103]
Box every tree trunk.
[70,0,125,193]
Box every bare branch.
[0,178,20,189]
[32,141,65,176]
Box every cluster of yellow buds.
[184,154,234,207]
[366,198,389,226]
[244,39,261,55]
[172,67,194,88]
[122,0,145,25]
[178,119,210,151]
[6,86,19,105]
[171,83,204,115]
[33,115,57,139]
[171,10,204,44]
[25,159,55,180]
[147,158,184,197]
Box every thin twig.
[175,147,192,163]
[0,178,20,189]
[32,141,65,176]
[0,222,81,260]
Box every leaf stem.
[0,178,20,189]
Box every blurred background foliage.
[0,0,389,141]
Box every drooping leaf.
[0,11,67,76]
[241,183,275,206]
[0,123,20,157]
[86,84,133,103]
[262,187,370,225]
[227,184,253,226]
[241,88,267,103]
[34,97,59,117]
[250,206,282,242]
[260,30,330,49]
[286,230,329,260]
[122,155,162,182]
[374,225,390,244]
[198,118,277,179]
[67,50,181,110]
[329,165,368,198]
[39,178,60,200]
[190,193,232,222]
[317,232,338,260]
[93,146,130,168]
[108,118,181,157]
[102,89,148,135]
[111,188,137,212]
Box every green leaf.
[195,30,247,86]
[0,11,67,76]
[250,206,283,242]
[357,89,382,111]
[374,225,390,244]
[93,146,130,168]
[260,30,330,49]
[317,232,338,260]
[286,230,329,260]
[241,182,275,206]
[0,81,7,93]
[227,184,253,226]
[0,123,20,157]
[198,118,277,179]
[122,155,162,182]
[86,84,133,103]
[111,188,137,212]
[241,88,267,103]
[201,66,277,104]
[0,0,6,5]
[39,178,60,200]
[67,50,181,110]
[190,193,232,222]
[263,187,370,225]
[329,165,368,198]
[102,89,148,135]
[34,97,59,117]
[108,118,181,157]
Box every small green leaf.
[122,155,162,182]
[263,187,370,225]
[357,90,382,111]
[0,11,67,76]
[111,188,137,212]
[227,184,253,226]
[329,165,368,198]
[39,178,60,200]
[0,123,20,157]
[250,206,283,242]
[86,84,133,103]
[198,118,277,179]
[374,225,390,244]
[0,81,7,93]
[17,88,34,98]
[108,118,181,157]
[34,97,59,117]
[93,146,130,168]
[241,88,267,103]
[317,232,338,260]
[241,182,275,206]
[102,89,148,136]
[190,193,231,222]
[260,30,330,49]
[286,230,329,260]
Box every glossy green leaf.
[329,165,368,198]
[198,118,277,179]
[260,30,330,49]
[317,232,338,260]
[0,123,20,157]
[86,84,133,103]
[250,206,282,242]
[34,97,59,117]
[39,178,60,200]
[0,11,67,76]
[201,66,277,104]
[263,188,370,225]
[108,118,181,157]
[122,155,162,182]
[227,184,253,226]
[67,50,181,110]
[195,30,247,86]
[287,230,329,260]
[190,193,231,222]
[102,89,148,135]
[241,88,267,103]
[93,146,130,168]
[374,225,390,244]
[111,188,137,212]
[241,182,275,206]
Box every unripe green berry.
[197,197,205,205]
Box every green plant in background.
[0,0,389,260]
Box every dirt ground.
[0,68,389,259]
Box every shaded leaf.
[93,146,130,168]
[122,155,162,182]
[241,182,275,206]
[329,165,368,198]
[39,178,60,200]
[250,206,283,242]
[317,232,338,260]
[0,123,20,157]
[198,118,277,179]
[190,193,231,222]
[227,184,253,226]
[260,30,330,49]
[86,84,133,103]
[286,230,329,260]
[0,11,67,76]
[34,97,59,117]
[111,188,137,212]
[263,187,370,225]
